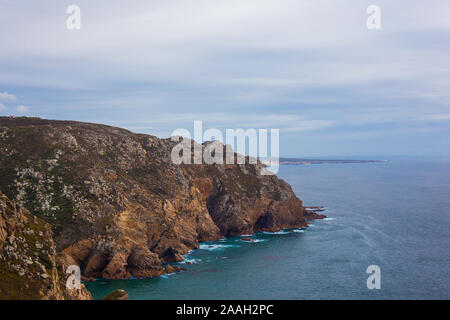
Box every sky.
[0,0,449,158]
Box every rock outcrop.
[303,206,327,220]
[0,117,323,281]
[0,192,91,299]
[101,289,129,300]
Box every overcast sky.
[1,0,449,157]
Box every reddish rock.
[81,275,96,282]
[127,248,164,278]
[164,264,181,274]
[303,208,326,220]
[102,289,128,300]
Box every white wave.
[239,237,267,243]
[304,206,328,211]
[198,243,238,251]
[179,257,201,264]
[261,228,304,235]
[160,273,176,278]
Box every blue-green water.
[86,159,450,299]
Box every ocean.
[85,159,450,299]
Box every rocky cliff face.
[0,117,323,281]
[0,192,91,299]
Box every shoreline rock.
[101,289,128,300]
[303,207,327,220]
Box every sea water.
[86,158,450,299]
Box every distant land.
[278,158,388,165]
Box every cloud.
[0,1,450,156]
[16,105,29,113]
[283,120,335,132]
[1,1,450,94]
[418,113,450,122]
[0,103,6,111]
[102,113,334,139]
[0,91,16,101]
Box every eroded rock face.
[0,117,322,280]
[0,192,91,300]
[127,248,164,278]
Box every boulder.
[102,289,128,300]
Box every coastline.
[84,207,327,299]
[85,214,327,299]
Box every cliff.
[0,192,91,299]
[0,117,323,281]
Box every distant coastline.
[277,158,388,165]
